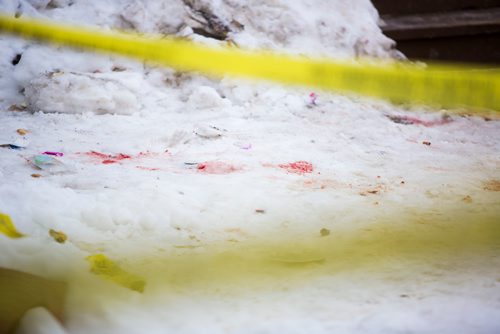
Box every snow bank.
[25,72,142,115]
[0,0,400,115]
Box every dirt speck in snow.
[462,195,473,203]
[483,180,500,192]
[49,229,68,243]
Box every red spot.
[86,151,109,159]
[82,151,131,164]
[197,161,240,174]
[114,153,131,160]
[279,161,314,174]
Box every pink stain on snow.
[278,161,314,174]
[79,150,170,168]
[83,151,131,164]
[197,161,240,174]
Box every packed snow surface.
[0,0,499,333]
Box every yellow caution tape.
[0,14,499,111]
[86,254,146,293]
[0,212,25,238]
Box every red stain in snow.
[79,150,170,169]
[197,161,240,174]
[85,151,108,159]
[82,151,131,164]
[279,161,314,174]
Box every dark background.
[371,0,500,64]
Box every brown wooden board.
[381,8,500,40]
[372,0,500,16]
[373,1,500,64]
[395,33,500,64]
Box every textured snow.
[0,0,499,333]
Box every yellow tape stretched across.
[0,212,24,238]
[0,13,498,111]
[86,254,146,293]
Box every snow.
[16,307,67,334]
[0,0,499,333]
[25,72,143,115]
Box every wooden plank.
[381,8,500,40]
[372,0,500,16]
[395,34,500,64]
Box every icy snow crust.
[0,0,500,333]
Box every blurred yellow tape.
[0,212,24,238]
[0,14,498,111]
[86,254,146,293]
